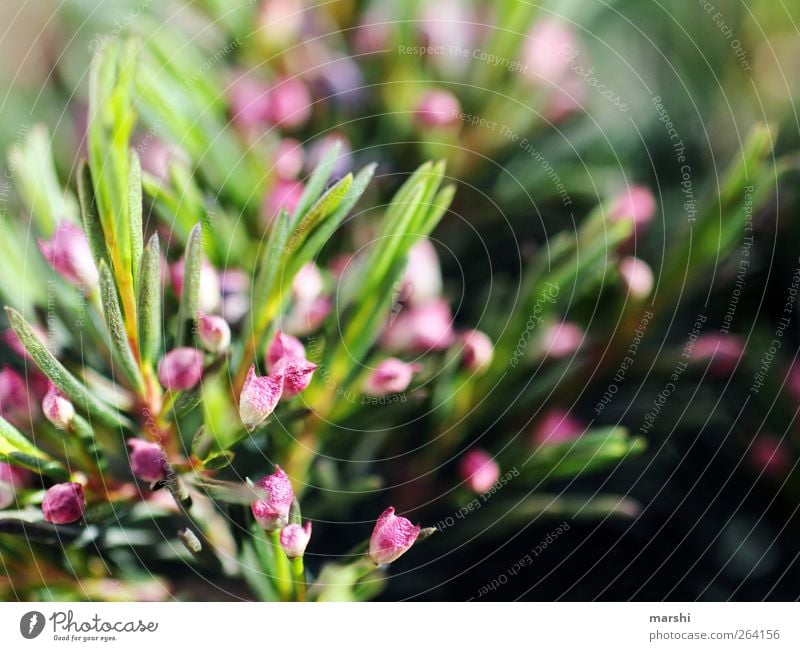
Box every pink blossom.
[460,330,494,373]
[267,77,312,129]
[749,435,791,478]
[42,482,85,524]
[532,408,585,446]
[42,382,75,430]
[619,256,654,299]
[197,314,231,354]
[251,466,294,531]
[157,348,204,391]
[0,366,31,426]
[610,185,656,228]
[459,449,500,493]
[263,179,305,224]
[415,90,462,129]
[274,138,305,180]
[400,240,442,306]
[239,365,284,430]
[229,75,272,128]
[128,439,169,483]
[540,321,584,359]
[280,521,312,559]
[273,356,317,397]
[284,296,332,336]
[266,331,307,369]
[692,334,744,375]
[38,222,99,291]
[363,358,420,396]
[382,298,455,353]
[292,263,325,303]
[369,507,421,565]
[521,19,578,86]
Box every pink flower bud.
[531,408,585,446]
[251,466,294,531]
[610,185,656,228]
[274,138,305,180]
[239,365,284,430]
[267,331,307,369]
[128,439,168,483]
[170,259,222,314]
[280,521,311,559]
[229,75,272,128]
[369,506,421,565]
[459,449,500,493]
[41,482,85,524]
[157,348,204,391]
[38,222,99,292]
[0,462,31,509]
[540,321,584,359]
[521,18,578,86]
[415,89,461,129]
[363,358,420,396]
[0,367,32,427]
[197,314,231,354]
[618,256,654,299]
[263,179,305,224]
[267,77,312,129]
[293,263,325,303]
[749,435,790,478]
[42,382,75,430]
[691,334,744,376]
[382,298,455,353]
[273,356,317,397]
[460,330,494,373]
[283,296,332,336]
[401,240,442,306]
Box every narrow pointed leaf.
[5,307,130,429]
[138,233,162,365]
[98,261,144,392]
[176,223,203,346]
[129,149,144,291]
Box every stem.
[270,530,293,601]
[291,557,307,601]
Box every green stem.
[291,557,307,601]
[270,530,292,600]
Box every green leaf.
[188,476,263,505]
[77,163,112,272]
[0,417,68,479]
[287,163,377,280]
[98,261,144,393]
[175,223,203,346]
[88,38,139,337]
[521,428,646,483]
[129,149,143,292]
[5,307,130,429]
[289,140,342,227]
[6,124,78,236]
[137,233,162,365]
